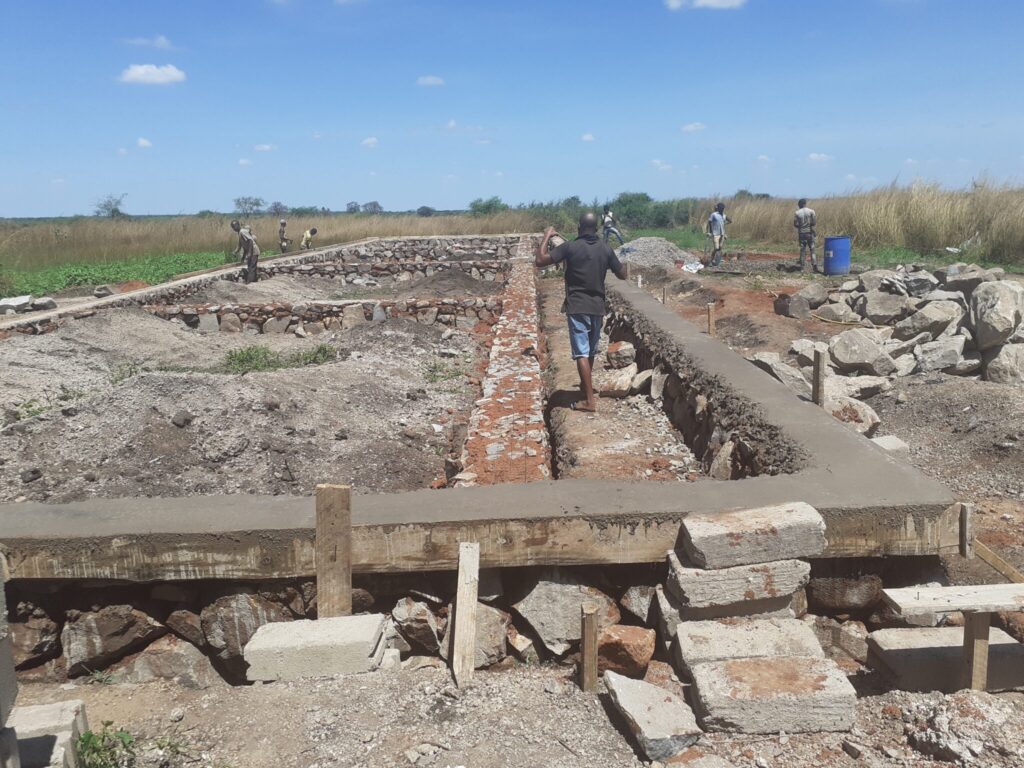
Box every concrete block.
[871,434,910,457]
[603,671,702,761]
[244,614,386,682]
[7,700,87,768]
[679,502,826,569]
[690,656,855,734]
[672,618,823,677]
[666,552,810,609]
[868,627,1024,693]
[0,727,20,768]
[655,587,793,654]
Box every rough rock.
[391,598,445,653]
[439,602,509,669]
[825,394,881,436]
[620,585,656,623]
[597,625,656,677]
[31,297,58,311]
[747,352,810,397]
[859,269,897,292]
[707,440,737,480]
[777,292,812,320]
[666,552,810,609]
[892,353,918,377]
[165,609,205,648]
[9,609,61,669]
[512,570,620,656]
[947,350,983,376]
[690,656,856,733]
[920,288,967,308]
[643,659,687,698]
[855,290,915,324]
[262,315,292,334]
[892,301,963,341]
[61,605,167,677]
[672,617,824,676]
[114,634,222,688]
[245,615,387,681]
[789,338,828,367]
[984,343,1024,385]
[679,502,826,569]
[903,271,940,297]
[945,266,1003,297]
[795,282,829,309]
[507,626,539,664]
[629,368,653,396]
[914,335,966,373]
[806,616,869,663]
[600,362,639,398]
[606,341,636,369]
[0,295,33,313]
[201,593,292,663]
[884,331,932,358]
[603,671,702,760]
[814,302,860,323]
[93,284,115,298]
[829,329,896,376]
[971,280,1024,350]
[218,312,242,332]
[824,374,891,401]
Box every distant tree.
[734,189,771,200]
[468,196,509,216]
[416,206,436,217]
[346,201,361,213]
[362,201,384,215]
[94,193,127,218]
[288,206,320,216]
[320,206,331,214]
[268,201,289,217]
[233,196,266,216]
[195,209,221,218]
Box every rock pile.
[776,263,1024,386]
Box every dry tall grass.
[696,182,1024,264]
[0,211,544,270]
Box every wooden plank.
[960,503,974,559]
[451,542,480,688]
[706,302,716,337]
[315,484,352,618]
[962,611,991,691]
[812,349,826,407]
[975,540,1024,584]
[883,584,1024,616]
[580,603,598,693]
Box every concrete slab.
[655,587,793,652]
[690,656,856,734]
[679,502,826,569]
[883,584,1024,615]
[603,671,702,761]
[7,700,87,768]
[666,552,810,609]
[0,727,19,768]
[672,618,823,677]
[871,435,910,457]
[244,614,387,682]
[868,627,1024,693]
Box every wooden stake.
[960,503,974,559]
[962,611,991,691]
[706,302,716,337]
[580,603,598,692]
[812,349,827,406]
[662,286,667,304]
[315,484,352,618]
[975,540,1024,583]
[451,542,480,688]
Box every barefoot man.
[536,213,628,413]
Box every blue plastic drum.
[823,236,851,276]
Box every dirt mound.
[395,269,501,299]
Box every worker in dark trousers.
[231,219,261,284]
[794,199,818,272]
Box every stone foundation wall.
[145,297,504,335]
[255,259,509,283]
[605,290,807,478]
[335,235,522,264]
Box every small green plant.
[77,721,135,768]
[109,362,141,384]
[83,666,116,685]
[424,357,464,383]
[223,343,336,374]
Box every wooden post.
[315,484,352,618]
[962,611,991,691]
[960,503,974,559]
[974,540,1024,583]
[451,542,480,688]
[706,302,716,337]
[662,286,667,304]
[580,603,598,692]
[812,349,827,406]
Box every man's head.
[280,219,287,226]
[230,219,241,232]
[578,212,599,236]
[715,203,725,214]
[798,198,807,208]
[310,227,318,235]
[603,205,609,213]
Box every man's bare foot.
[570,401,597,413]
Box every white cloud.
[118,64,186,85]
[117,147,128,156]
[136,137,152,148]
[361,136,379,149]
[475,138,492,145]
[666,0,746,9]
[681,122,706,133]
[446,118,457,130]
[417,75,445,87]
[756,154,773,164]
[125,35,174,50]
[312,131,323,140]
[254,143,276,152]
[651,159,673,172]
[238,158,252,166]
[581,133,596,142]
[808,152,833,163]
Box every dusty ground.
[16,666,1024,768]
[0,308,484,501]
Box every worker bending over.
[231,220,260,284]
[300,227,318,250]
[279,219,292,253]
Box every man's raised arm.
[536,226,559,268]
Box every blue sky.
[2,0,1023,217]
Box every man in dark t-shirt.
[536,213,628,412]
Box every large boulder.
[598,625,656,677]
[512,569,620,656]
[984,344,1024,385]
[113,635,222,689]
[61,605,167,677]
[885,331,932,358]
[915,336,966,373]
[903,271,941,297]
[747,352,811,397]
[789,338,828,367]
[606,341,636,369]
[391,597,445,653]
[9,605,61,669]
[970,281,1024,351]
[200,592,291,664]
[858,269,897,292]
[825,375,891,401]
[919,289,967,309]
[439,602,509,669]
[854,290,915,324]
[775,293,811,320]
[829,329,897,376]
[795,282,830,309]
[892,301,963,341]
[0,295,33,313]
[826,395,881,436]
[946,267,1004,298]
[815,302,860,324]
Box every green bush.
[77,722,136,768]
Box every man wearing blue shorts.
[536,213,628,412]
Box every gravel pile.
[616,237,699,268]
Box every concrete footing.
[690,656,855,734]
[672,618,823,678]
[666,552,810,609]
[603,671,702,761]
[7,700,88,768]
[244,614,387,682]
[868,627,1024,693]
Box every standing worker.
[278,219,292,253]
[231,220,261,284]
[705,202,731,267]
[794,198,818,272]
[601,205,625,246]
[535,213,628,413]
[300,226,318,250]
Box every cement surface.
[672,618,824,676]
[244,615,387,682]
